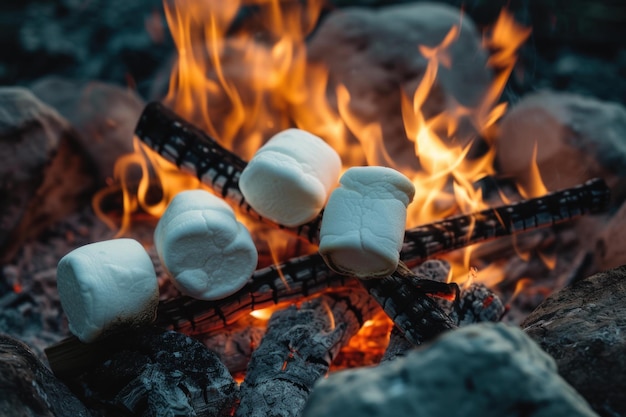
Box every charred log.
[47,327,238,417]
[235,290,378,417]
[382,261,507,361]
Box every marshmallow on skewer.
[239,128,342,227]
[56,238,159,343]
[319,166,415,278]
[154,189,258,301]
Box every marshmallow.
[154,189,258,301]
[319,166,415,278]
[239,128,342,227]
[56,238,159,343]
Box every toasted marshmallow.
[319,166,415,278]
[56,238,159,343]
[239,128,342,227]
[154,189,258,301]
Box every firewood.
[235,289,378,417]
[0,333,93,417]
[135,101,611,262]
[0,87,96,263]
[49,326,239,417]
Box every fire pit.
[1,1,626,416]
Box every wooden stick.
[401,177,611,266]
[155,253,354,335]
[135,101,323,243]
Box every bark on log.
[235,289,379,417]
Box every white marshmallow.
[319,166,415,278]
[239,128,342,227]
[56,238,159,343]
[154,189,258,301]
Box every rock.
[496,90,626,192]
[31,77,144,185]
[0,333,92,417]
[522,266,626,417]
[302,323,598,417]
[63,326,238,417]
[306,2,492,170]
[595,201,626,270]
[0,87,96,263]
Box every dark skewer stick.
[155,254,458,346]
[401,177,611,266]
[135,102,612,265]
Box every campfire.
[1,1,625,416]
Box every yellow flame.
[99,4,537,294]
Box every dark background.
[1,0,625,104]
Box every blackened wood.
[135,102,611,262]
[54,327,238,417]
[381,260,454,361]
[155,254,454,348]
[401,177,611,266]
[451,283,507,326]
[359,263,457,346]
[235,290,378,417]
[155,253,354,335]
[0,333,93,417]
[134,101,323,244]
[381,325,415,363]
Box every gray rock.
[522,266,626,417]
[307,2,492,170]
[302,323,598,417]
[0,87,96,263]
[31,77,143,185]
[496,90,626,192]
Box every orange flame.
[90,2,546,370]
[100,4,536,290]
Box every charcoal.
[0,333,92,417]
[236,290,378,417]
[522,265,626,417]
[64,326,238,417]
[302,323,599,417]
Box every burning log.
[155,253,457,349]
[235,289,379,417]
[135,101,611,264]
